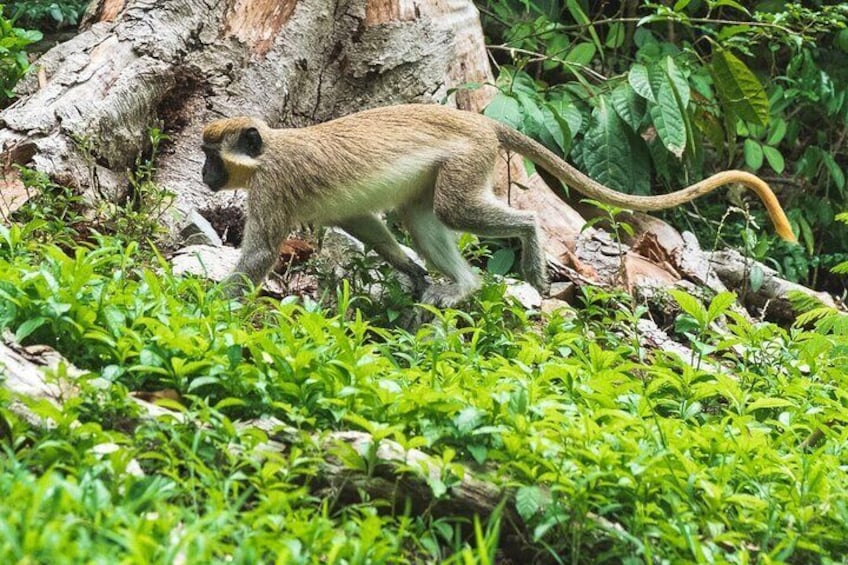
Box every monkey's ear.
[237,127,263,157]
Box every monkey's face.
[201,144,228,191]
[201,119,265,191]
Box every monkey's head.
[201,117,267,191]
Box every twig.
[486,44,609,82]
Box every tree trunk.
[1,0,477,208]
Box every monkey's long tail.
[494,124,796,242]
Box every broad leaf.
[713,0,749,14]
[566,0,603,61]
[746,397,795,412]
[487,248,516,276]
[484,92,522,129]
[540,104,572,154]
[669,289,707,326]
[661,56,690,108]
[515,93,570,154]
[750,264,764,292]
[648,65,688,158]
[545,33,571,71]
[548,96,583,139]
[565,42,597,67]
[707,292,737,322]
[606,22,624,48]
[515,92,545,136]
[694,109,727,160]
[743,139,763,170]
[15,316,46,341]
[711,49,769,127]
[823,153,846,190]
[762,145,785,174]
[610,83,646,132]
[515,486,544,521]
[629,64,655,102]
[581,97,651,195]
[766,118,787,145]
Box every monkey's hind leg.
[432,160,548,294]
[399,201,481,308]
[336,214,429,298]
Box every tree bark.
[0,0,476,208]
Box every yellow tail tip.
[778,225,797,243]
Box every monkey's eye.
[237,128,263,157]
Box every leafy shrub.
[2,219,848,561]
[0,3,41,103]
[4,0,89,30]
[479,1,848,292]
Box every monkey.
[200,104,796,306]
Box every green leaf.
[214,397,247,410]
[694,109,727,160]
[766,118,787,145]
[743,139,763,171]
[428,477,448,498]
[515,486,544,521]
[548,97,583,139]
[713,0,749,14]
[762,145,785,174]
[517,93,569,154]
[836,28,848,53]
[487,248,516,276]
[660,56,690,108]
[669,289,707,326]
[332,441,367,472]
[515,92,545,136]
[187,376,221,391]
[605,22,624,49]
[610,83,646,132]
[15,316,47,341]
[565,0,603,62]
[454,407,484,435]
[467,444,487,465]
[565,42,597,67]
[484,93,522,130]
[711,50,769,127]
[49,5,64,23]
[823,153,846,191]
[15,29,42,43]
[581,97,651,195]
[629,64,655,103]
[648,64,688,158]
[749,264,764,292]
[746,397,794,412]
[541,105,572,154]
[707,292,737,322]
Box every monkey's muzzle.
[201,148,228,191]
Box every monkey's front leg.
[336,215,429,299]
[223,219,281,297]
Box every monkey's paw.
[420,283,475,308]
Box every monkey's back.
[267,105,498,223]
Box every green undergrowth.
[0,219,847,564]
